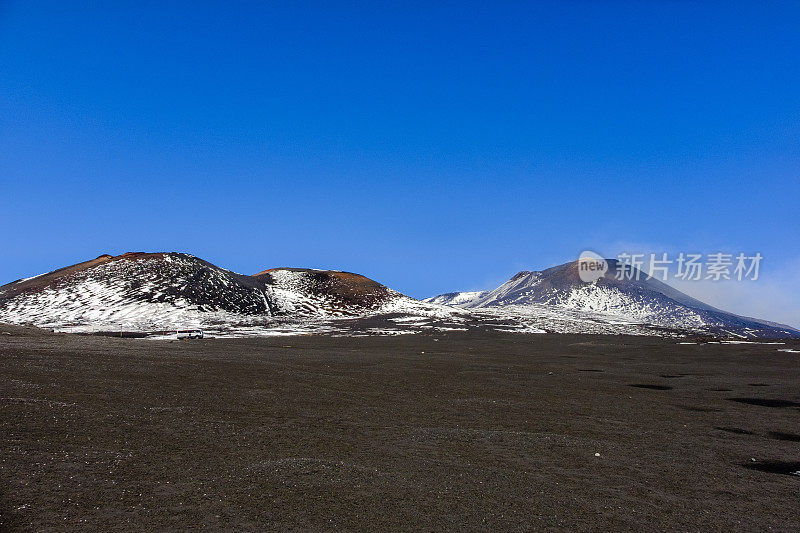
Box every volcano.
[254,268,404,316]
[2,254,796,338]
[0,253,276,331]
[424,259,799,338]
[0,253,417,331]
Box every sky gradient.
[1,2,798,326]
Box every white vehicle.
[176,329,204,339]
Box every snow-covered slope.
[253,267,412,317]
[0,253,275,331]
[422,291,487,307]
[427,260,800,338]
[2,253,797,338]
[0,253,441,333]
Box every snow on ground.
[468,305,660,336]
[0,264,691,339]
[0,254,269,332]
[2,253,794,339]
[422,291,487,307]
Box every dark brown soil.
[1,325,799,531]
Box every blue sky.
[1,2,798,326]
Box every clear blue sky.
[1,2,798,324]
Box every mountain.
[0,253,276,331]
[2,253,796,338]
[0,253,416,332]
[423,291,487,307]
[254,267,408,317]
[425,259,800,338]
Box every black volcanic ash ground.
[1,326,799,530]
